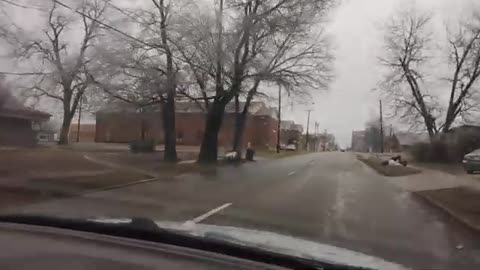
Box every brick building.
[280,121,303,146]
[95,101,279,149]
[0,107,51,146]
[69,123,96,142]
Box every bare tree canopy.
[380,8,480,139]
[380,10,438,138]
[184,0,334,162]
[444,14,480,131]
[0,0,107,144]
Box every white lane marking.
[186,203,232,225]
[288,171,297,176]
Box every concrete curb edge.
[414,191,480,232]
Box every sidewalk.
[387,166,480,232]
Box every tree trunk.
[232,111,247,155]
[232,95,241,151]
[198,101,226,163]
[162,94,177,162]
[58,112,73,145]
[232,94,254,155]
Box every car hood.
[88,218,408,269]
[151,221,408,270]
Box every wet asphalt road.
[7,152,480,269]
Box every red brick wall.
[69,124,96,142]
[176,113,206,145]
[96,112,164,143]
[95,111,277,149]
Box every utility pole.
[276,84,282,153]
[76,95,83,143]
[379,99,384,153]
[324,129,328,151]
[305,109,312,151]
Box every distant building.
[0,107,51,146]
[351,130,367,152]
[280,120,303,146]
[95,101,279,149]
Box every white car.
[286,144,296,151]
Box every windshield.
[1,0,480,270]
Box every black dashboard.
[0,222,285,270]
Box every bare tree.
[90,36,164,140]
[381,8,480,139]
[92,0,198,161]
[443,14,480,131]
[380,11,439,139]
[230,26,332,155]
[1,0,107,144]
[188,0,333,163]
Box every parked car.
[462,149,480,174]
[286,144,296,151]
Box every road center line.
[187,203,233,224]
[288,171,297,176]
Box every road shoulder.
[386,167,480,233]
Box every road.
[5,152,480,269]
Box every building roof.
[0,107,51,121]
[280,120,294,129]
[98,100,279,118]
[449,124,480,131]
[172,101,278,117]
[352,130,366,137]
[281,120,303,132]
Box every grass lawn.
[357,155,421,177]
[416,187,480,231]
[91,152,230,176]
[0,148,152,209]
[0,148,104,177]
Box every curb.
[414,191,480,232]
[75,177,161,196]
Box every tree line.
[0,0,333,163]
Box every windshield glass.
[1,0,480,269]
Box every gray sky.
[284,0,480,147]
[2,0,480,147]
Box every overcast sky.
[2,0,480,147]
[284,0,480,147]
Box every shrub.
[410,137,479,163]
[129,139,156,153]
[410,142,430,162]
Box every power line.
[0,0,47,11]
[102,0,149,26]
[52,0,157,49]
